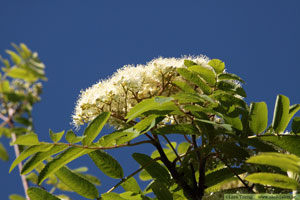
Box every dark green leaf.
[49,129,64,143]
[289,104,300,122]
[10,143,53,173]
[154,124,199,135]
[205,167,245,187]
[272,94,290,133]
[151,181,173,200]
[89,150,123,179]
[133,153,170,185]
[121,177,142,194]
[82,112,110,145]
[27,187,60,200]
[208,59,225,74]
[55,166,99,199]
[246,152,300,173]
[0,142,9,161]
[38,147,93,184]
[245,172,299,190]
[14,133,39,146]
[188,65,216,86]
[177,68,211,94]
[21,145,68,175]
[249,102,268,134]
[218,73,245,83]
[292,117,300,134]
[195,119,232,131]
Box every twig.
[162,135,182,163]
[106,157,161,193]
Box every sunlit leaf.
[22,145,68,175]
[89,150,123,179]
[55,166,99,199]
[208,59,225,74]
[82,112,110,145]
[38,147,93,184]
[272,94,290,133]
[177,68,211,94]
[10,143,53,173]
[246,152,300,173]
[49,129,64,143]
[0,142,9,161]
[121,177,142,194]
[218,73,245,83]
[65,129,85,144]
[188,65,216,86]
[27,187,60,200]
[14,133,39,146]
[9,194,26,200]
[249,102,268,134]
[245,172,299,190]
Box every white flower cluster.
[72,56,211,129]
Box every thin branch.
[162,135,182,163]
[55,140,154,150]
[106,157,161,193]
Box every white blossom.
[72,55,212,129]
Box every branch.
[106,157,161,193]
[162,135,182,163]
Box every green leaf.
[102,192,128,200]
[55,166,99,199]
[14,133,39,146]
[10,143,53,173]
[195,119,232,131]
[6,50,22,64]
[89,150,123,179]
[224,116,243,131]
[133,115,162,133]
[97,129,139,147]
[27,187,60,200]
[0,142,9,161]
[49,129,64,143]
[246,152,300,173]
[272,94,290,133]
[245,172,299,190]
[177,68,211,94]
[154,124,199,135]
[188,65,216,86]
[208,59,225,74]
[216,81,246,97]
[259,135,300,157]
[6,67,39,82]
[289,104,300,122]
[292,117,300,134]
[82,112,110,145]
[172,92,213,104]
[218,73,245,83]
[249,102,268,134]
[205,167,245,187]
[76,173,101,185]
[217,142,249,160]
[184,59,197,67]
[21,145,68,175]
[151,181,173,200]
[38,147,93,184]
[121,177,142,194]
[177,142,190,155]
[139,169,152,181]
[65,129,85,144]
[9,194,26,200]
[133,153,170,185]
[172,80,195,93]
[126,96,174,122]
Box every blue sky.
[0,1,300,199]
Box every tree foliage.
[1,44,300,200]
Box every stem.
[7,108,30,200]
[162,135,182,163]
[106,157,161,193]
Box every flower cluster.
[72,56,211,129]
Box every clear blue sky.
[0,1,300,199]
